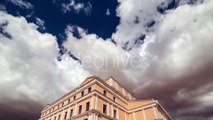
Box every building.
[39,76,171,120]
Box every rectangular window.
[64,112,67,119]
[73,95,76,100]
[113,109,117,118]
[88,87,91,93]
[58,114,61,120]
[62,102,64,106]
[86,102,90,111]
[70,109,73,117]
[78,105,82,114]
[68,98,71,103]
[81,91,84,96]
[54,116,56,120]
[103,90,107,96]
[103,104,107,114]
[113,96,116,102]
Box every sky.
[0,0,213,120]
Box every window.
[64,112,67,119]
[86,102,90,111]
[113,109,117,118]
[81,91,84,96]
[103,104,107,114]
[68,98,71,103]
[58,114,61,120]
[70,109,73,117]
[78,105,82,114]
[62,102,64,106]
[103,90,107,96]
[54,116,56,120]
[88,87,91,93]
[113,96,116,102]
[73,95,76,100]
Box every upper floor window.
[81,91,84,97]
[78,105,82,114]
[54,116,56,120]
[113,96,116,102]
[68,98,71,103]
[73,95,76,100]
[103,104,107,114]
[62,102,64,106]
[64,111,67,119]
[103,90,107,96]
[88,87,91,93]
[86,102,90,111]
[70,109,73,117]
[58,114,61,120]
[113,109,117,118]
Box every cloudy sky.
[0,0,213,120]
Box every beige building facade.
[39,76,171,120]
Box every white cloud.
[62,0,213,119]
[112,0,204,49]
[0,11,89,106]
[129,0,213,119]
[106,9,110,16]
[6,0,33,9]
[1,0,213,119]
[62,0,92,15]
[35,17,46,30]
[112,0,171,49]
[63,26,132,80]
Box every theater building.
[39,76,171,120]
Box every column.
[111,105,114,118]
[88,113,94,120]
[115,82,118,90]
[107,102,110,116]
[117,108,119,120]
[133,112,136,120]
[95,95,98,109]
[122,88,125,96]
[94,114,98,120]
[74,103,78,115]
[91,95,94,109]
[142,109,146,120]
[153,106,158,119]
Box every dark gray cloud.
[0,11,89,120]
[63,0,213,119]
[0,0,213,120]
[0,99,42,120]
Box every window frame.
[103,104,107,114]
[78,105,82,114]
[86,102,90,111]
[103,90,107,96]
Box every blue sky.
[1,0,213,120]
[1,0,119,44]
